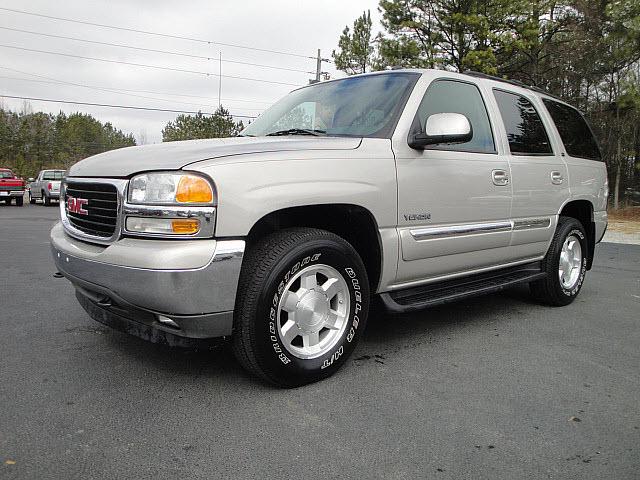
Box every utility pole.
[218,51,222,110]
[310,49,329,84]
[315,49,322,83]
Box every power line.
[0,44,301,86]
[0,94,258,118]
[0,66,275,105]
[0,6,317,60]
[0,26,315,74]
[0,73,266,112]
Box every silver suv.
[51,69,608,387]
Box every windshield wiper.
[266,128,326,136]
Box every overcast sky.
[0,0,381,143]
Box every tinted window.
[42,171,65,180]
[416,80,495,153]
[542,99,601,160]
[493,90,553,155]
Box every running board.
[380,262,547,313]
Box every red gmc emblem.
[67,196,89,215]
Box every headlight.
[128,172,215,205]
[123,172,216,238]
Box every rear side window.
[416,79,495,153]
[542,99,601,160]
[493,90,553,155]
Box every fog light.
[126,217,200,235]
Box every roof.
[328,68,562,101]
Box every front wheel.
[29,192,35,204]
[15,196,23,206]
[233,228,370,387]
[530,216,588,306]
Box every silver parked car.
[29,169,65,206]
[51,69,608,386]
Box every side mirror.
[28,178,34,183]
[409,112,473,149]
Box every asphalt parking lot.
[1,202,639,479]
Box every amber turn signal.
[171,219,200,234]
[176,175,214,203]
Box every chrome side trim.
[60,177,128,246]
[409,217,552,240]
[512,218,551,230]
[122,203,216,239]
[410,221,512,240]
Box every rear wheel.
[43,192,51,206]
[530,216,588,306]
[233,228,370,387]
[15,196,23,206]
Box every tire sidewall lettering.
[262,248,367,374]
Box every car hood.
[68,136,362,178]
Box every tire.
[530,216,588,306]
[232,228,370,387]
[15,196,23,206]
[43,193,51,206]
[29,192,35,204]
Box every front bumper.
[51,222,245,340]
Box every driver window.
[416,79,495,153]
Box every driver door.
[392,78,514,286]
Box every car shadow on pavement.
[93,284,540,386]
[363,284,538,346]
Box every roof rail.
[463,70,531,88]
[463,70,563,101]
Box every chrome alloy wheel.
[276,264,350,359]
[558,234,583,289]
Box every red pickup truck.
[0,168,26,206]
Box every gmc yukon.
[51,70,608,387]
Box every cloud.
[0,0,380,143]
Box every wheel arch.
[246,203,383,291]
[558,199,595,269]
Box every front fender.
[189,139,397,237]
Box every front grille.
[65,182,118,238]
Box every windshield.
[242,72,420,138]
[0,170,15,179]
[42,171,65,180]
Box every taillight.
[48,182,52,190]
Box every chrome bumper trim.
[51,231,245,320]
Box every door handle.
[492,169,509,186]
[551,171,564,185]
